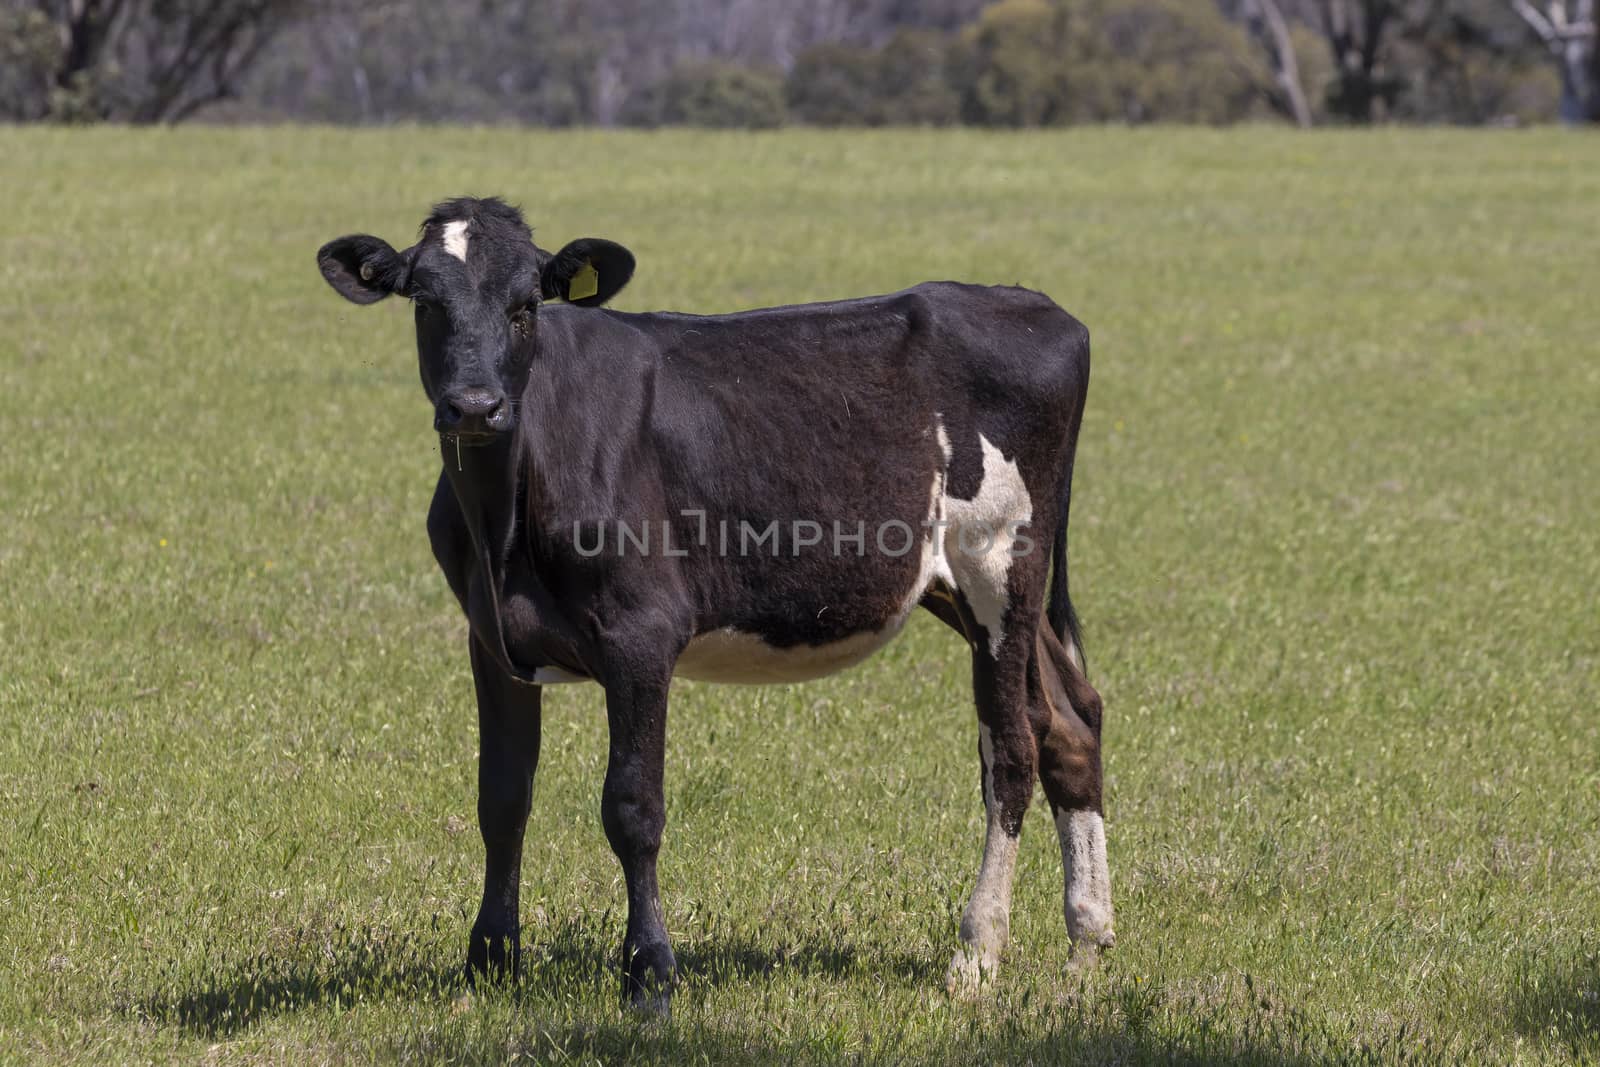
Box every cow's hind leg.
[946,636,1038,994]
[1032,626,1115,957]
[600,659,676,1013]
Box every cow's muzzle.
[435,388,511,440]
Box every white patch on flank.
[941,433,1033,659]
[674,418,1033,687]
[532,665,591,685]
[1056,809,1115,950]
[442,219,470,262]
[947,721,1021,994]
[676,417,961,685]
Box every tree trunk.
[1510,0,1600,122]
[1314,0,1399,123]
[1241,0,1314,126]
[1562,0,1599,121]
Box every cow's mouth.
[441,430,500,446]
[440,430,504,470]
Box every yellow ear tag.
[567,260,599,302]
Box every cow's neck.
[441,434,539,681]
[443,435,520,571]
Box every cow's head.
[317,197,634,443]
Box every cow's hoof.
[622,941,676,1017]
[944,945,1000,998]
[465,925,520,985]
[1065,920,1115,974]
[1066,901,1116,951]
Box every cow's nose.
[436,389,510,436]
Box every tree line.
[2,0,1595,126]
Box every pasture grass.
[1,126,1597,1064]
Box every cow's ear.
[317,235,408,305]
[540,238,634,307]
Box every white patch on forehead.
[1056,809,1115,950]
[442,219,470,262]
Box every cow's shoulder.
[426,473,472,611]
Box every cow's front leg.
[466,638,542,982]
[600,664,675,1012]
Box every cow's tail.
[1046,460,1087,675]
[1046,337,1090,675]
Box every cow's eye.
[510,307,533,339]
[413,298,435,318]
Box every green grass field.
[1,126,1597,1065]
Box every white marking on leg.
[442,219,470,262]
[947,723,1020,994]
[943,434,1032,658]
[1056,809,1115,951]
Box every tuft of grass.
[1,126,1597,1064]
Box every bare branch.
[1239,0,1314,126]
[1510,0,1597,42]
[1509,0,1561,41]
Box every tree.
[0,6,59,119]
[246,0,604,125]
[956,0,1069,125]
[1506,0,1599,119]
[1303,0,1410,120]
[1,0,303,122]
[1392,0,1558,123]
[622,61,787,128]
[0,0,1574,125]
[953,0,1276,126]
[1230,0,1316,124]
[786,29,962,124]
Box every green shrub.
[786,43,881,126]
[0,9,47,119]
[624,61,786,129]
[957,0,1070,126]
[787,30,961,126]
[1064,0,1274,124]
[955,0,1275,126]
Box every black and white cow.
[317,197,1112,1009]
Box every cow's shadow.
[140,924,1393,1064]
[140,918,935,1039]
[139,947,456,1039]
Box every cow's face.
[317,197,633,444]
